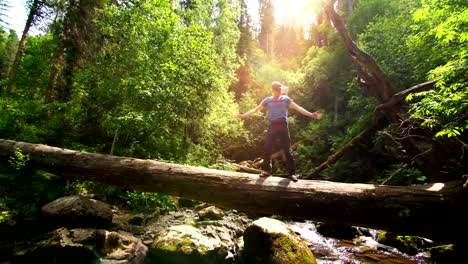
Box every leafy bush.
[126,191,176,213]
[377,163,426,186]
[0,149,67,221]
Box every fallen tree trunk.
[1,139,467,242]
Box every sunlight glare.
[273,0,320,28]
[426,183,445,191]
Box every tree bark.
[309,80,437,177]
[7,0,40,93]
[322,1,396,104]
[1,139,467,242]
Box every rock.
[13,228,99,264]
[144,209,199,235]
[429,244,465,263]
[98,230,148,263]
[128,214,145,226]
[376,231,433,256]
[316,222,360,240]
[147,224,230,264]
[183,217,197,227]
[178,198,201,208]
[198,206,225,221]
[41,195,113,229]
[0,212,16,261]
[14,227,147,264]
[241,217,317,264]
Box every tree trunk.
[321,1,467,181]
[47,49,64,102]
[7,0,40,93]
[1,139,467,242]
[322,1,396,104]
[309,80,438,178]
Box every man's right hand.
[235,113,244,119]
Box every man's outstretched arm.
[289,102,322,119]
[235,104,265,119]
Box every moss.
[155,236,194,252]
[376,231,419,255]
[183,217,197,227]
[154,235,211,256]
[271,234,316,264]
[242,220,317,264]
[428,244,463,263]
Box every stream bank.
[0,195,462,263]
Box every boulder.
[41,195,113,229]
[147,224,231,264]
[198,206,225,221]
[242,217,316,264]
[14,227,147,264]
[13,228,99,264]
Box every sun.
[272,0,320,28]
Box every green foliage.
[0,204,10,223]
[0,29,18,83]
[300,45,353,109]
[66,181,126,203]
[14,34,55,98]
[355,0,444,89]
[377,163,426,186]
[347,0,403,37]
[126,191,175,213]
[406,0,468,139]
[354,0,467,140]
[8,148,28,170]
[0,95,82,145]
[407,57,468,138]
[0,149,67,221]
[65,180,176,214]
[73,0,244,160]
[295,114,334,175]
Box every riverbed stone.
[198,206,225,221]
[41,195,113,229]
[147,224,230,264]
[13,227,99,264]
[242,217,317,264]
[13,227,147,264]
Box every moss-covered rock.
[376,231,430,255]
[41,195,113,229]
[241,217,316,264]
[316,222,359,240]
[429,244,464,263]
[147,224,230,264]
[14,227,148,264]
[198,206,225,221]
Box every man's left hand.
[312,112,322,119]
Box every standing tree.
[258,0,275,55]
[312,0,468,182]
[0,29,17,85]
[0,0,9,29]
[47,0,105,102]
[6,0,45,93]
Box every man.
[235,81,322,182]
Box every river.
[288,220,431,264]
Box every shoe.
[288,175,299,182]
[260,171,272,177]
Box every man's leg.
[278,125,296,179]
[262,126,275,175]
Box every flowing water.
[288,221,432,264]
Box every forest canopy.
[0,0,466,215]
